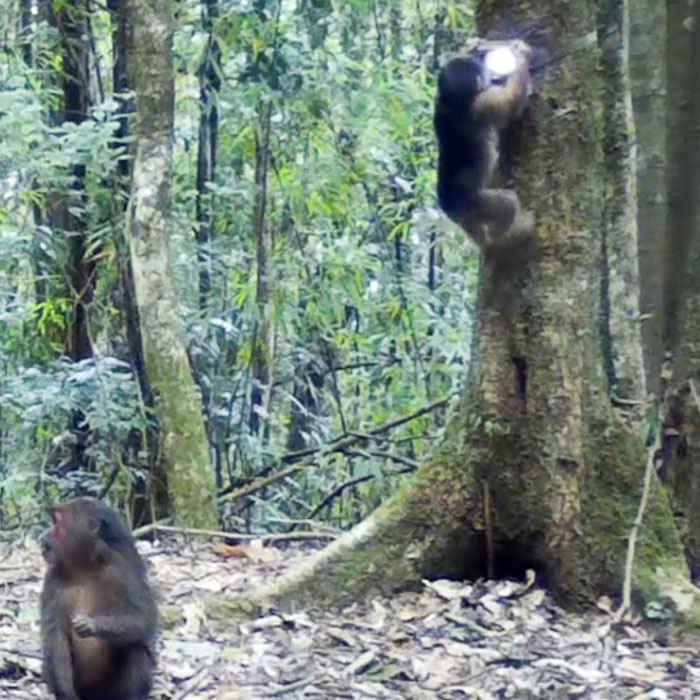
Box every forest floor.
[0,534,698,699]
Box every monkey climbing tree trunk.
[216,0,700,617]
[125,0,218,528]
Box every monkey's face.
[48,498,127,567]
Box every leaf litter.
[0,535,698,699]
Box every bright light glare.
[484,47,517,75]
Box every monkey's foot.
[487,211,535,251]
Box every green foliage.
[0,0,476,529]
[0,357,147,523]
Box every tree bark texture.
[661,0,700,580]
[125,0,218,527]
[194,0,221,310]
[218,0,697,616]
[249,106,275,439]
[598,0,647,403]
[630,0,667,394]
[48,0,94,361]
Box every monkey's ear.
[97,517,109,538]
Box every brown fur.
[40,498,157,700]
[435,41,534,251]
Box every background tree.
[1,0,470,527]
[124,0,218,527]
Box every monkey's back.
[435,109,490,214]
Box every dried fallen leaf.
[423,578,473,600]
[215,540,281,563]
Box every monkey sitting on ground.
[40,497,158,700]
[435,40,534,251]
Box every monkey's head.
[437,57,484,111]
[47,497,137,570]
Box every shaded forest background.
[0,0,476,531]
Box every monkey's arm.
[72,603,157,644]
[42,622,80,700]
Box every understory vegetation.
[0,0,476,530]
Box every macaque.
[40,497,158,700]
[435,40,534,251]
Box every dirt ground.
[1,534,698,699]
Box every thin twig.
[218,396,449,505]
[173,667,210,700]
[306,467,413,521]
[688,378,700,415]
[343,450,420,470]
[261,675,316,697]
[615,406,661,621]
[484,480,494,580]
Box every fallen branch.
[134,523,337,543]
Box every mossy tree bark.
[125,0,218,527]
[661,0,700,580]
[630,0,667,394]
[220,0,697,615]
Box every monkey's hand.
[511,39,533,58]
[508,44,532,117]
[72,610,156,643]
[72,613,99,638]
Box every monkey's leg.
[474,188,534,248]
[455,213,488,249]
[83,646,153,700]
[116,646,154,700]
[43,631,80,700]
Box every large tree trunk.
[224,0,697,615]
[125,0,218,527]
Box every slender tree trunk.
[44,0,95,472]
[598,0,646,403]
[109,0,163,522]
[48,0,94,361]
[125,0,218,527]
[20,0,33,67]
[194,0,221,310]
[223,0,696,615]
[249,106,275,439]
[630,0,667,394]
[109,0,145,394]
[661,0,700,579]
